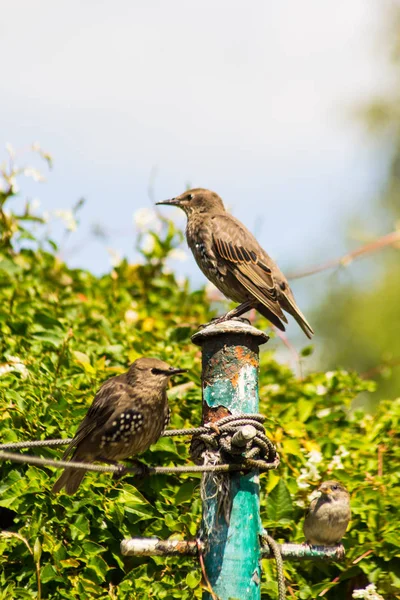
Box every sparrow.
[303,480,351,545]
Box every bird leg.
[96,457,129,480]
[111,458,151,480]
[202,301,254,326]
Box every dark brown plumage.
[52,357,186,495]
[157,188,314,338]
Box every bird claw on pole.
[198,315,251,330]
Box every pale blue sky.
[0,0,392,309]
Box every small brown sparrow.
[303,480,351,545]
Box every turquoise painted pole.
[192,319,269,600]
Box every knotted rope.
[190,413,278,471]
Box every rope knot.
[190,413,279,471]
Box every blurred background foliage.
[308,7,400,406]
[0,150,399,600]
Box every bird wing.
[211,213,288,325]
[305,497,317,519]
[62,379,133,459]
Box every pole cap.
[191,318,269,346]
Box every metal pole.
[191,319,269,600]
[121,538,346,562]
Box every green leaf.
[69,514,90,540]
[266,479,294,523]
[40,564,63,584]
[33,537,41,563]
[175,481,196,504]
[185,571,201,589]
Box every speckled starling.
[157,189,314,338]
[303,480,351,545]
[52,357,186,495]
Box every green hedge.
[0,165,399,599]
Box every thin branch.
[352,549,373,565]
[196,540,219,600]
[360,358,400,380]
[288,229,400,280]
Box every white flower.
[0,356,29,379]
[337,445,350,458]
[8,175,19,194]
[54,210,77,232]
[264,383,280,394]
[31,198,41,211]
[316,407,331,418]
[24,167,45,182]
[328,445,350,472]
[176,275,186,289]
[141,233,155,254]
[133,208,161,233]
[352,583,384,599]
[307,488,321,503]
[308,450,323,464]
[168,248,188,262]
[125,309,139,324]
[42,211,50,223]
[107,248,123,268]
[316,384,327,396]
[359,414,374,429]
[325,371,336,382]
[5,143,15,159]
[297,450,323,489]
[328,455,345,471]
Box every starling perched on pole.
[303,480,351,545]
[52,358,186,495]
[156,189,314,338]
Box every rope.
[262,534,286,600]
[0,439,73,450]
[0,450,277,475]
[0,415,269,449]
[0,414,279,475]
[190,414,278,470]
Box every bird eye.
[332,484,338,490]
[151,368,164,375]
[188,193,194,200]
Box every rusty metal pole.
[192,319,269,600]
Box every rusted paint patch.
[235,346,258,367]
[203,404,231,424]
[231,372,240,388]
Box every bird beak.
[319,485,331,495]
[156,198,181,207]
[167,368,187,376]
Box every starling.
[156,189,313,338]
[52,357,186,495]
[303,480,351,545]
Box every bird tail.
[282,293,314,339]
[51,466,88,495]
[256,303,287,332]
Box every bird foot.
[112,459,150,480]
[111,463,129,481]
[335,544,345,560]
[198,315,251,329]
